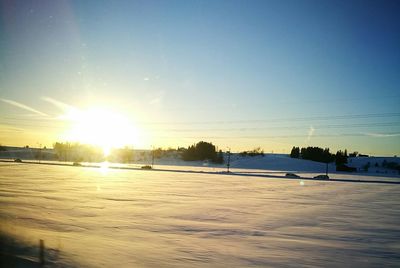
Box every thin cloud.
[365,132,400,138]
[0,124,25,132]
[1,98,47,116]
[41,96,80,121]
[149,91,165,106]
[41,97,74,111]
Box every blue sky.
[0,0,399,155]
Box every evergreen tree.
[181,141,221,163]
[298,146,334,163]
[335,150,348,166]
[290,146,300,158]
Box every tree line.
[51,141,225,164]
[53,142,105,162]
[181,141,224,164]
[290,146,350,167]
[239,147,264,157]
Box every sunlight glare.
[99,161,110,174]
[60,107,140,153]
[103,146,111,157]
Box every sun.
[60,107,139,155]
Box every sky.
[0,0,399,155]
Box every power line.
[160,122,400,132]
[123,95,400,112]
[1,112,400,126]
[137,112,400,125]
[150,132,400,139]
[0,120,399,132]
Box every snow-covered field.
[1,162,400,267]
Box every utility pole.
[325,162,329,176]
[151,146,154,169]
[227,148,231,173]
[37,143,42,163]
